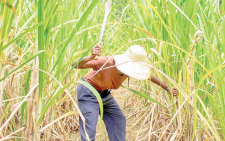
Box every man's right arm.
[72,43,102,69]
[72,56,94,69]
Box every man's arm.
[150,75,169,91]
[72,56,94,69]
[72,43,102,69]
[150,75,178,96]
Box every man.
[73,43,178,141]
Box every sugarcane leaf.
[0,50,45,82]
[122,86,167,109]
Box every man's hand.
[90,42,102,59]
[72,42,102,69]
[166,87,178,96]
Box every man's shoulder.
[95,56,113,66]
[105,56,114,65]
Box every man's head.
[114,45,150,80]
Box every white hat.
[114,45,150,80]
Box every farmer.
[73,43,178,141]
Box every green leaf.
[37,80,74,125]
[51,0,100,73]
[0,10,62,52]
[0,50,45,82]
[122,86,167,110]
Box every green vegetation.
[0,0,224,140]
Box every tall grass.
[0,0,224,140]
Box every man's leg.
[102,94,126,141]
[77,84,99,141]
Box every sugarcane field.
[0,0,225,141]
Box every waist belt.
[98,89,111,98]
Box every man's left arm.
[150,75,178,96]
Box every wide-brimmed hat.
[114,45,150,80]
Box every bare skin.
[72,43,178,96]
[72,43,102,69]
